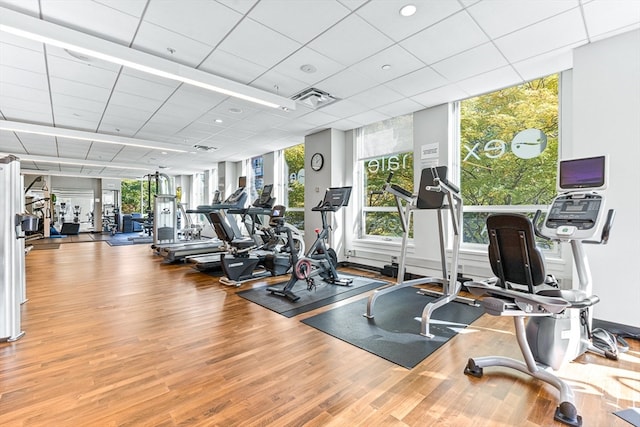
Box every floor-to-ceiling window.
[458,74,559,250]
[358,114,413,239]
[283,143,305,231]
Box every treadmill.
[188,185,275,272]
[155,188,247,263]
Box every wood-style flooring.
[1,240,638,426]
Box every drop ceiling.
[0,0,638,178]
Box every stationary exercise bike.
[464,155,621,427]
[267,187,353,302]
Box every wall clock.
[311,152,324,171]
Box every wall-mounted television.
[558,155,607,192]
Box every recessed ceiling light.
[300,64,317,73]
[381,64,392,71]
[399,4,417,17]
[161,151,167,155]
[228,107,243,114]
[214,118,223,123]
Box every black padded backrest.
[208,210,237,243]
[269,205,286,227]
[417,166,447,209]
[486,213,546,293]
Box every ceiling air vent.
[193,144,217,151]
[291,88,338,109]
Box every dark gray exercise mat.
[302,286,484,369]
[237,275,388,318]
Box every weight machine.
[364,166,477,337]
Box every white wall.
[571,29,640,327]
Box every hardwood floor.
[1,241,638,426]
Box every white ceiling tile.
[308,14,394,67]
[40,0,140,45]
[431,42,509,83]
[335,0,368,11]
[46,52,120,87]
[583,0,640,39]
[198,49,268,84]
[249,0,350,44]
[494,8,588,63]
[0,0,40,16]
[0,96,50,116]
[356,0,463,42]
[345,110,390,126]
[385,66,448,97]
[0,108,53,124]
[351,44,425,83]
[318,99,369,118]
[1,82,50,104]
[93,0,147,18]
[349,85,405,109]
[215,0,259,14]
[456,66,523,97]
[315,67,378,99]
[217,18,302,69]
[467,0,579,39]
[116,70,180,101]
[375,98,425,118]
[250,69,309,99]
[297,110,341,127]
[269,47,346,86]
[0,65,47,91]
[144,1,241,46]
[132,22,214,67]
[49,77,112,102]
[512,46,576,81]
[400,11,489,64]
[109,91,165,114]
[411,84,469,108]
[0,42,46,74]
[52,93,107,114]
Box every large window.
[459,74,559,246]
[283,144,305,231]
[358,114,413,239]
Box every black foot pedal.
[554,402,582,427]
[464,358,483,378]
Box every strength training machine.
[463,155,622,427]
[267,186,353,302]
[364,166,476,337]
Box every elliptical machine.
[267,186,353,302]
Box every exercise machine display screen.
[558,155,606,191]
[323,187,352,207]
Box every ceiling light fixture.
[399,4,417,17]
[381,64,392,70]
[18,154,150,170]
[0,120,188,153]
[0,7,296,111]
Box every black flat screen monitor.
[558,156,607,191]
[323,186,352,207]
[257,184,273,205]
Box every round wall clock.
[311,152,324,171]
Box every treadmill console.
[542,193,604,239]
